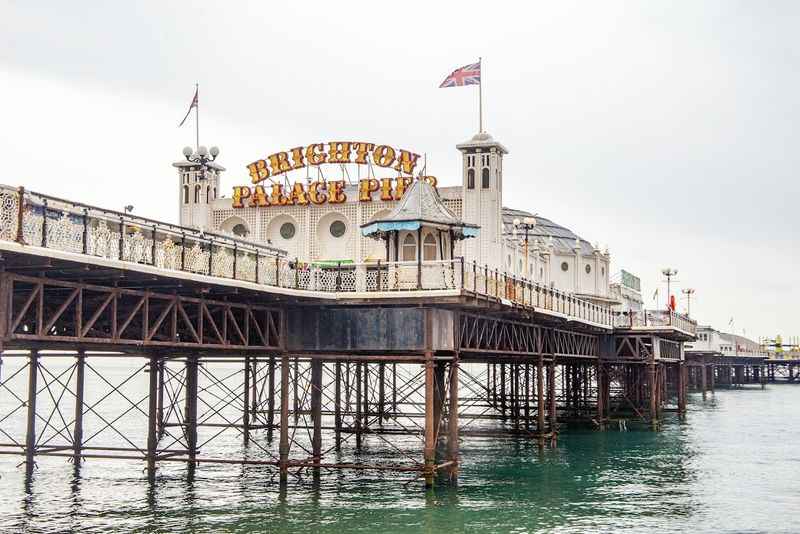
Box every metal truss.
[0,273,283,352]
[458,312,599,358]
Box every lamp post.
[512,217,536,279]
[182,145,220,172]
[661,268,678,310]
[682,288,695,316]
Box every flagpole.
[478,57,483,133]
[195,83,199,152]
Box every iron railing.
[614,309,698,336]
[0,185,614,327]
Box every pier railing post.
[15,186,26,244]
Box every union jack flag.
[439,61,481,88]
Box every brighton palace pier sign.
[232,141,437,209]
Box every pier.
[0,184,720,487]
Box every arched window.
[206,186,211,204]
[467,169,475,189]
[232,223,248,237]
[481,168,490,189]
[401,234,417,261]
[194,185,201,203]
[423,233,437,261]
[183,185,189,204]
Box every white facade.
[176,132,612,300]
[685,325,767,357]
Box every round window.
[585,264,591,274]
[561,261,569,272]
[329,220,346,238]
[279,222,296,240]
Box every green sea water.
[1,385,798,533]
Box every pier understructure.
[0,186,699,486]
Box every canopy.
[360,179,479,240]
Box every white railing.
[614,309,698,336]
[0,185,614,327]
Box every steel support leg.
[447,357,459,483]
[279,354,290,484]
[311,358,322,475]
[243,355,251,446]
[24,350,39,476]
[185,356,198,467]
[424,351,435,487]
[147,354,158,479]
[334,361,342,450]
[73,350,86,466]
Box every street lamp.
[182,145,220,170]
[681,288,695,316]
[661,268,678,310]
[512,217,536,279]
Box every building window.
[423,233,437,260]
[561,261,569,272]
[481,168,490,189]
[280,222,296,240]
[585,264,591,274]
[518,259,523,274]
[467,169,475,189]
[206,186,211,204]
[194,185,201,203]
[232,224,248,237]
[540,267,544,279]
[183,185,189,204]
[329,220,346,238]
[507,255,512,268]
[601,267,605,276]
[402,234,417,261]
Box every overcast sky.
[1,1,797,340]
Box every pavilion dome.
[502,207,600,255]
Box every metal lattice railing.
[0,184,619,327]
[613,309,698,336]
